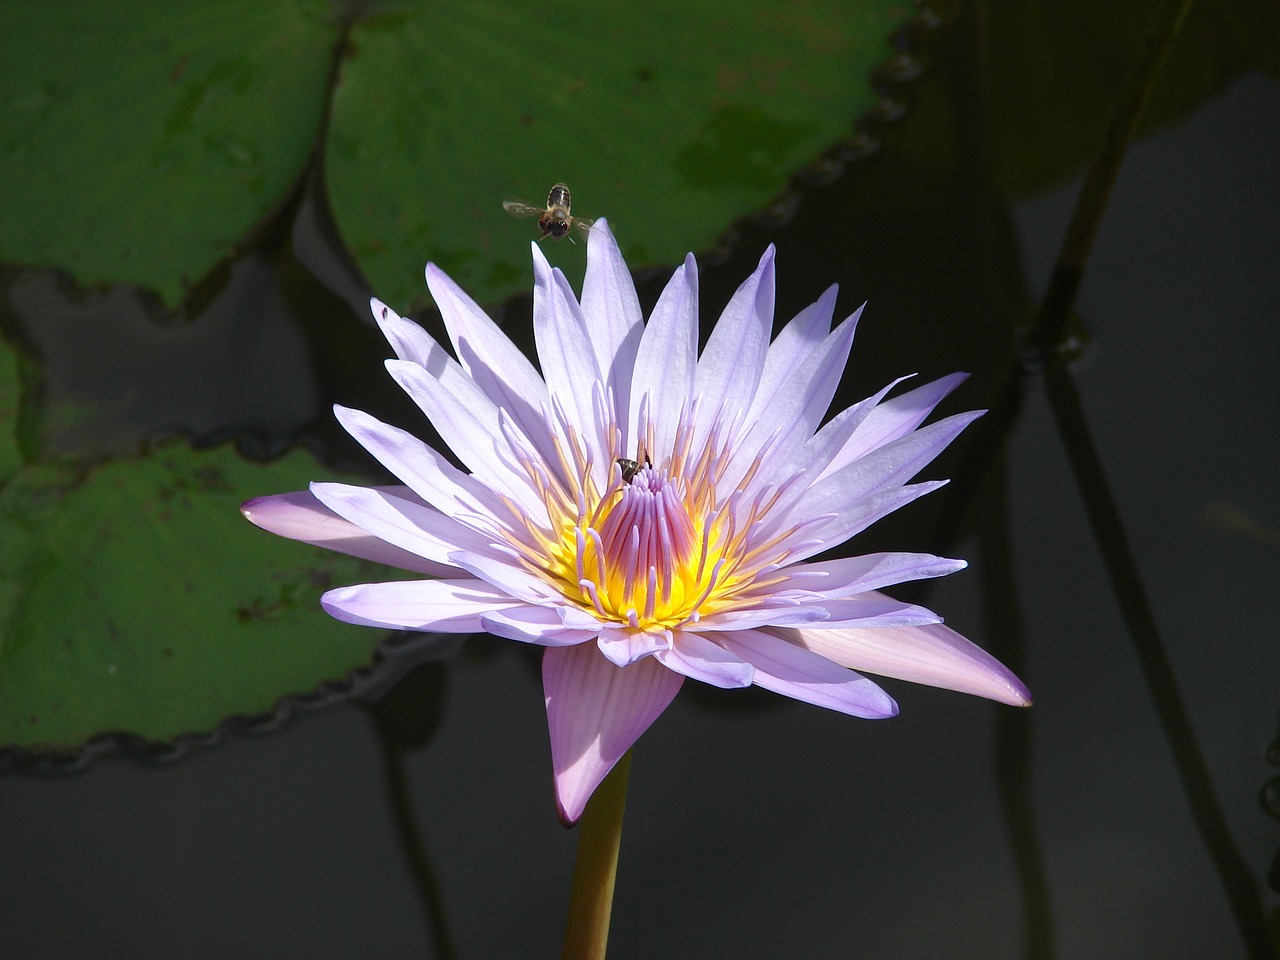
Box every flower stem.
[561,752,632,960]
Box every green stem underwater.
[561,752,632,960]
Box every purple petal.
[480,606,598,646]
[790,621,1032,706]
[655,631,755,688]
[823,372,970,477]
[425,263,552,451]
[332,405,511,520]
[715,628,898,719]
[370,298,438,366]
[813,593,943,628]
[774,553,968,597]
[597,630,668,667]
[321,578,522,632]
[581,219,644,412]
[241,489,454,576]
[309,482,493,568]
[532,244,601,436]
[543,644,684,825]
[690,604,830,632]
[383,359,542,515]
[772,480,950,565]
[628,254,698,456]
[693,246,775,441]
[749,285,838,414]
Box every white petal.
[771,553,968,598]
[384,359,543,516]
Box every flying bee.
[503,182,594,242]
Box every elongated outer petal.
[321,579,523,632]
[581,219,644,413]
[628,254,698,457]
[425,263,551,453]
[241,489,455,577]
[715,628,898,719]
[788,621,1032,706]
[692,246,775,445]
[544,644,684,825]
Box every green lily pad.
[327,0,905,308]
[0,0,907,309]
[0,443,385,750]
[0,0,339,305]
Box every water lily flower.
[242,221,1031,824]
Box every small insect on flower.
[503,182,594,242]
[615,457,650,484]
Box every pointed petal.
[780,480,950,564]
[822,372,970,478]
[241,490,453,576]
[715,629,898,719]
[321,578,522,632]
[581,219,644,413]
[532,243,600,434]
[690,604,830,631]
[425,263,551,450]
[693,246,775,438]
[773,553,967,598]
[629,254,697,456]
[370,298,437,366]
[543,645,684,824]
[655,631,754,688]
[750,285,838,416]
[383,359,542,516]
[309,482,493,568]
[332,405,514,521]
[790,621,1032,706]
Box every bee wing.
[503,201,545,219]
[572,216,596,237]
